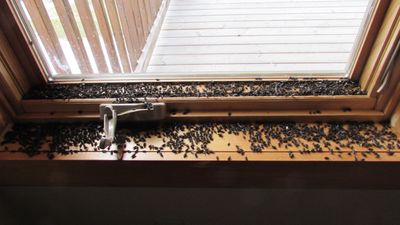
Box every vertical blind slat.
[150,0,157,21]
[126,0,143,59]
[131,0,145,48]
[138,0,149,38]
[145,0,153,32]
[103,0,131,73]
[92,0,121,73]
[23,0,70,74]
[22,0,164,75]
[34,0,71,73]
[53,0,92,73]
[115,0,137,71]
[75,0,108,73]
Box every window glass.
[15,0,372,78]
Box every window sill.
[1,122,398,162]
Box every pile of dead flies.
[1,122,398,161]
[24,79,365,100]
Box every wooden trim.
[349,0,391,80]
[382,81,400,120]
[21,96,376,113]
[0,89,16,119]
[375,54,400,114]
[17,110,384,123]
[0,59,24,114]
[0,36,27,114]
[52,72,344,83]
[18,96,381,122]
[0,90,14,134]
[168,110,383,122]
[0,0,46,86]
[0,149,398,162]
[0,117,10,137]
[359,0,400,94]
[0,29,31,94]
[391,102,400,133]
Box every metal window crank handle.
[99,103,167,149]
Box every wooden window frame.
[0,0,399,126]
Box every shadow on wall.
[0,187,399,225]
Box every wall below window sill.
[2,160,400,189]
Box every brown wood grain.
[0,91,13,134]
[20,95,377,114]
[0,120,399,187]
[75,0,108,73]
[0,32,27,113]
[377,57,400,121]
[0,1,46,86]
[144,0,153,33]
[92,0,121,73]
[16,110,384,123]
[360,0,400,94]
[103,0,131,73]
[115,0,138,71]
[53,0,92,74]
[391,102,400,133]
[0,29,31,94]
[1,123,397,161]
[349,0,391,81]
[131,0,145,48]
[137,0,149,38]
[124,0,142,60]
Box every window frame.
[0,0,399,124]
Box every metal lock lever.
[99,103,167,149]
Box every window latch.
[99,103,167,149]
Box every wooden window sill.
[1,122,398,162]
[1,121,399,187]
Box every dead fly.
[25,80,366,100]
[236,145,245,156]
